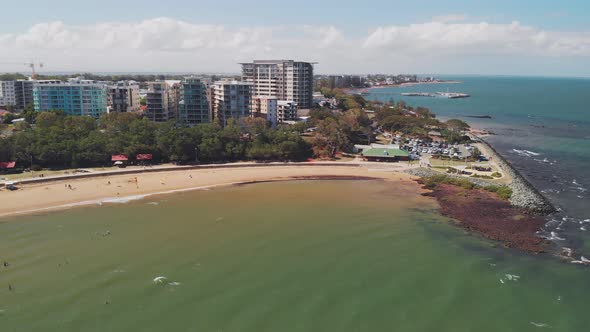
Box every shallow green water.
[1,180,589,331]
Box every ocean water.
[366,76,590,253]
[1,180,590,331]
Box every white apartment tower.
[107,81,140,113]
[241,60,314,110]
[212,81,253,126]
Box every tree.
[2,113,18,124]
[471,147,482,160]
[22,103,37,124]
[312,118,350,158]
[446,119,470,132]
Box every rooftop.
[239,60,318,65]
[362,148,409,158]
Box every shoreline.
[367,80,461,89]
[0,161,557,256]
[0,164,419,219]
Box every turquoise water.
[367,76,590,253]
[1,180,590,331]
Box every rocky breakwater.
[404,167,552,253]
[475,138,556,215]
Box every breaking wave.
[512,149,541,157]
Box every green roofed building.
[361,148,410,162]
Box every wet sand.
[0,165,417,218]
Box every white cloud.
[363,21,590,57]
[0,18,589,75]
[302,25,344,48]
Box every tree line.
[0,112,311,169]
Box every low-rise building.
[277,100,297,123]
[251,96,278,127]
[361,148,410,162]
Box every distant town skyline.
[1,0,590,77]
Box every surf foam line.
[0,181,260,218]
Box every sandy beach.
[0,164,416,218]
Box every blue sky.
[1,0,589,76]
[3,0,589,31]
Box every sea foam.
[513,149,541,157]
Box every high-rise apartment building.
[212,81,253,126]
[0,80,35,110]
[0,81,16,107]
[145,81,179,122]
[178,78,210,126]
[14,80,35,111]
[107,81,140,113]
[33,79,108,118]
[240,60,314,109]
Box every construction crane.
[0,61,44,79]
[25,61,44,79]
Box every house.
[361,148,410,162]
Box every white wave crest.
[550,232,566,241]
[530,322,550,328]
[153,276,168,284]
[513,149,541,157]
[571,256,590,265]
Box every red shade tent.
[111,155,129,162]
[136,154,153,161]
[0,161,16,169]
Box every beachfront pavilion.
[361,148,410,162]
[0,161,16,173]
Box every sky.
[1,0,590,76]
